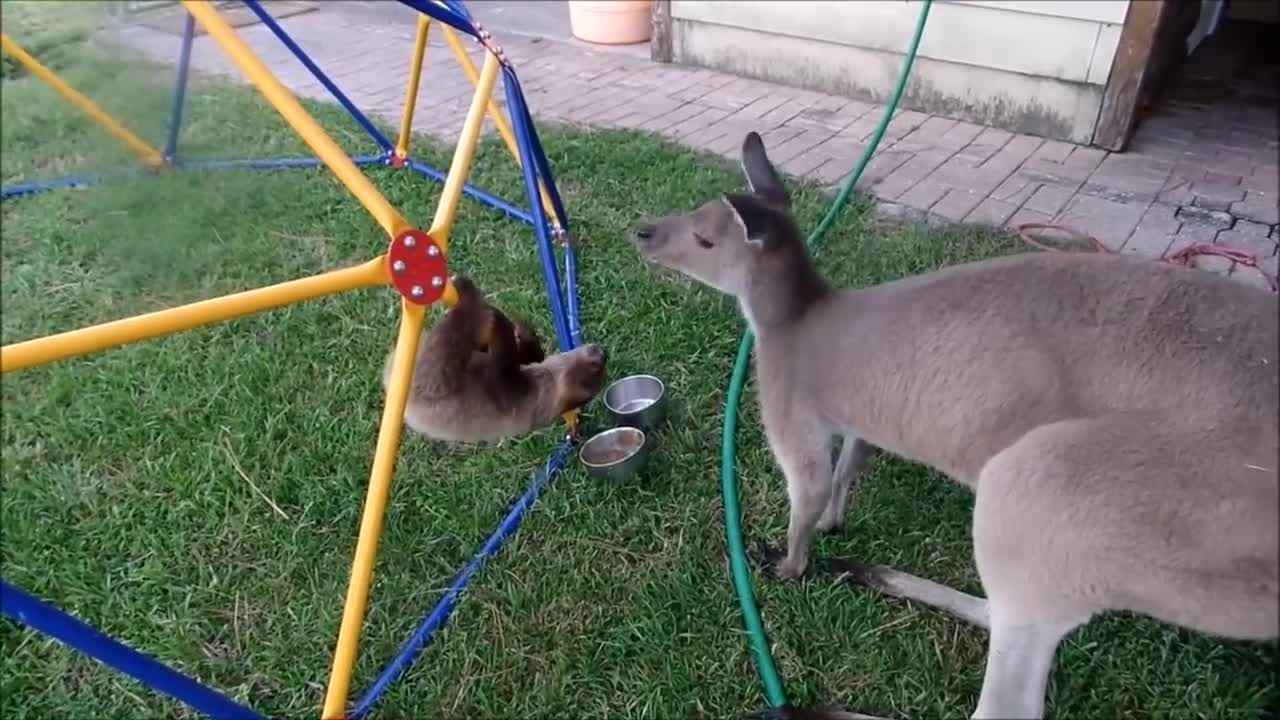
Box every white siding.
[1089,22,1125,85]
[669,0,1132,143]
[953,1,1129,24]
[670,0,1129,85]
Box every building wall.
[669,0,1131,144]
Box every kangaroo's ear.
[740,131,790,209]
[721,192,779,250]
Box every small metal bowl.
[579,426,652,483]
[603,374,667,431]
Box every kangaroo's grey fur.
[631,131,1279,719]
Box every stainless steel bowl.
[603,374,667,431]
[579,426,652,483]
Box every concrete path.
[105,1,1277,288]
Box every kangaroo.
[383,274,608,444]
[630,131,1279,719]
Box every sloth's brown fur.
[382,275,607,443]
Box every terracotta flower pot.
[568,0,652,45]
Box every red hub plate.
[386,229,448,305]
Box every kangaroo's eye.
[694,233,714,249]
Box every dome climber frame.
[0,2,583,718]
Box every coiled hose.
[719,1,934,709]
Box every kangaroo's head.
[631,132,808,298]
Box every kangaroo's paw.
[752,541,814,581]
[814,516,848,535]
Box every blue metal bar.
[175,154,386,171]
[503,67,571,234]
[504,75,573,352]
[2,174,104,198]
[0,581,263,720]
[403,158,535,226]
[348,439,577,720]
[396,0,478,37]
[2,155,386,200]
[504,73,576,351]
[564,243,582,346]
[441,0,476,24]
[501,66,580,346]
[170,153,533,228]
[241,0,393,154]
[163,12,196,161]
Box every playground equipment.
[0,1,583,718]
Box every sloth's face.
[546,343,608,414]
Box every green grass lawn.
[2,16,1276,720]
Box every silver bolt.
[427,245,440,257]
[410,285,425,298]
[431,276,445,288]
[403,236,417,249]
[392,260,406,273]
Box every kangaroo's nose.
[634,224,656,242]
[585,344,606,362]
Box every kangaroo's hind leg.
[969,413,1217,719]
[966,418,1135,719]
[818,436,871,532]
[972,412,1279,718]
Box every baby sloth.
[382,275,608,443]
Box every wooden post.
[1092,0,1172,152]
[651,0,672,63]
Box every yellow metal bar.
[395,15,431,160]
[440,27,559,226]
[0,33,164,168]
[427,51,501,249]
[0,258,386,375]
[321,300,425,720]
[180,1,410,239]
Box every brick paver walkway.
[106,3,1278,288]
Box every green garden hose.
[720,1,934,709]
